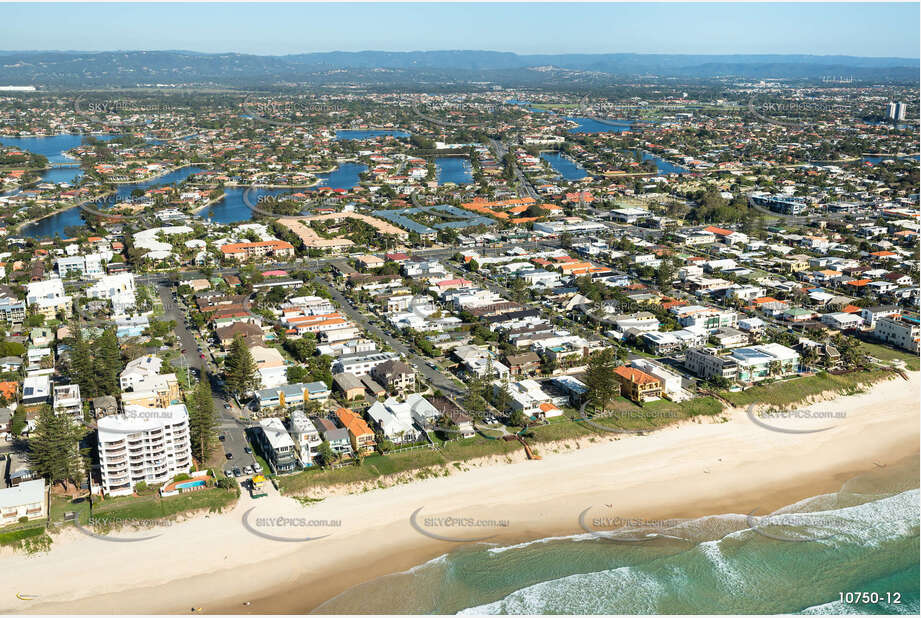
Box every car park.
[233,467,242,477]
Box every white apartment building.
[331,351,399,376]
[283,296,336,316]
[97,404,193,496]
[87,272,136,313]
[25,279,72,318]
[874,315,920,353]
[56,253,105,278]
[670,305,738,332]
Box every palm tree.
[768,360,783,377]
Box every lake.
[436,157,473,185]
[540,152,587,180]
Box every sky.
[0,2,918,58]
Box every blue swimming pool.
[176,480,206,489]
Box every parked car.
[233,467,242,477]
[225,452,233,460]
[244,446,252,454]
[243,465,254,475]
[252,462,263,472]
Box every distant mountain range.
[0,50,917,88]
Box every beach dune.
[4,372,919,615]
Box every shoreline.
[3,371,918,615]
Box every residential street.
[155,282,256,473]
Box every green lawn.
[720,369,893,408]
[81,486,238,526]
[0,525,48,549]
[277,437,519,495]
[859,341,920,372]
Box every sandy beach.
[3,372,918,615]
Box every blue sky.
[1,3,918,58]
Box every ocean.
[312,458,919,615]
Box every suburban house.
[312,417,352,457]
[255,417,297,474]
[333,372,366,401]
[334,407,376,455]
[0,479,46,524]
[370,359,416,394]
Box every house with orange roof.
[613,366,663,403]
[0,381,17,403]
[335,407,376,455]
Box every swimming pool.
[176,480,206,489]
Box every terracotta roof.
[613,366,661,386]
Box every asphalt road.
[312,278,466,397]
[156,282,257,474]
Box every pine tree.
[585,348,619,414]
[94,328,121,396]
[28,405,85,489]
[225,335,258,398]
[188,374,217,464]
[69,327,96,397]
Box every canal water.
[624,149,688,174]
[540,152,587,180]
[566,117,635,134]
